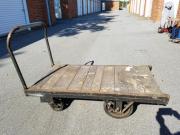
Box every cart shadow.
[0,13,116,58]
[156,108,180,135]
[62,98,74,110]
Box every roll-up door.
[91,0,94,13]
[88,0,91,14]
[140,0,145,16]
[83,0,88,15]
[0,0,29,35]
[144,0,153,17]
[77,0,83,16]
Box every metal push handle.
[7,21,55,90]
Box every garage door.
[77,0,83,16]
[0,0,29,35]
[83,0,88,15]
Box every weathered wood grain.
[82,66,97,92]
[100,66,115,93]
[68,66,90,91]
[53,65,80,91]
[28,65,164,97]
[91,66,104,93]
[41,66,67,89]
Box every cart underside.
[27,65,169,105]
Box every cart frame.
[7,22,169,119]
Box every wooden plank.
[41,66,67,89]
[115,66,131,93]
[131,66,160,94]
[68,66,90,91]
[114,65,161,94]
[29,65,162,97]
[115,65,149,94]
[53,65,80,91]
[29,65,66,90]
[91,66,104,92]
[100,66,115,93]
[134,66,151,76]
[135,75,160,94]
[30,74,53,90]
[82,66,97,92]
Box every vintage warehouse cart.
[7,22,170,119]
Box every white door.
[88,0,91,14]
[133,0,136,14]
[144,0,153,17]
[0,0,29,35]
[98,0,101,12]
[96,0,98,12]
[83,0,88,15]
[140,0,145,16]
[136,0,141,14]
[91,0,94,13]
[134,0,137,14]
[102,2,106,11]
[77,0,83,16]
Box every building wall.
[176,3,180,20]
[27,0,48,24]
[27,0,56,25]
[105,1,119,11]
[151,0,164,21]
[174,0,180,18]
[61,0,77,19]
[50,0,56,24]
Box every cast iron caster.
[49,98,64,111]
[104,101,134,119]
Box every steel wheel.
[49,98,64,111]
[104,101,134,119]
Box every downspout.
[45,0,52,26]
[22,0,30,24]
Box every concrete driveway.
[0,10,180,135]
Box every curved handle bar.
[84,60,94,65]
[7,21,54,90]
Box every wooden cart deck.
[27,65,169,105]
